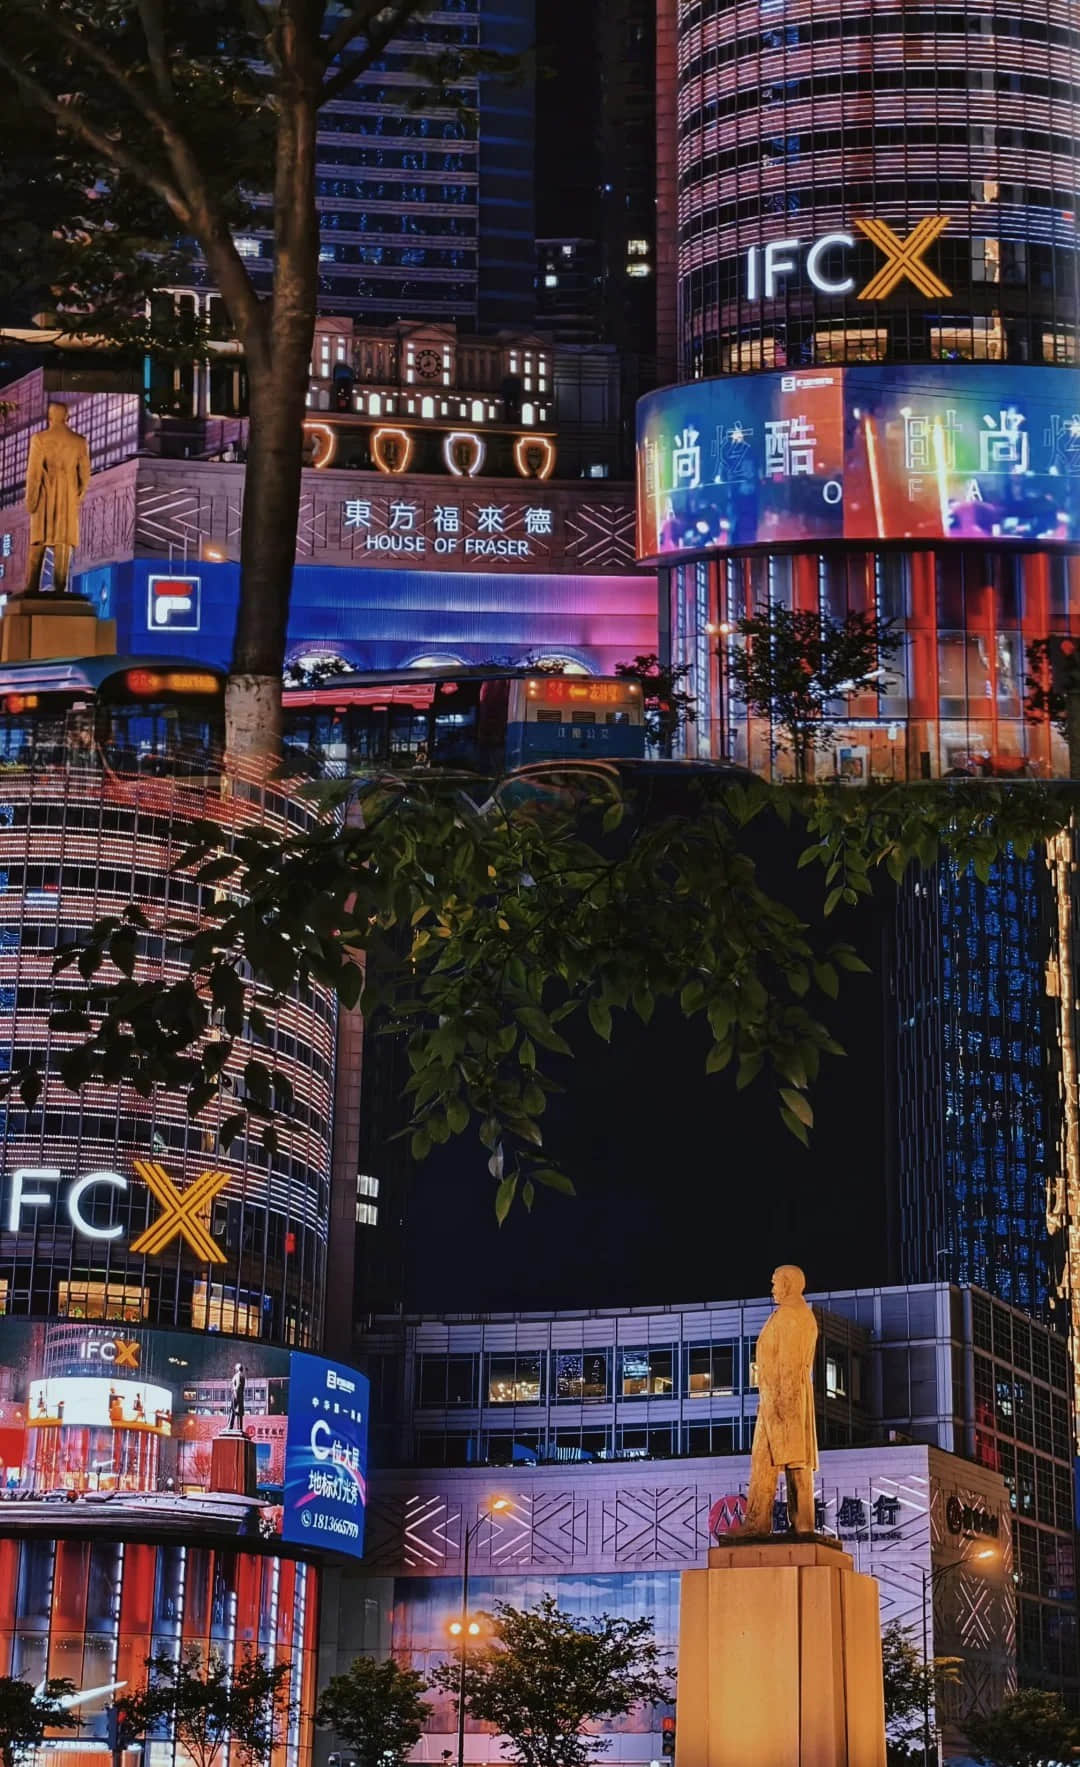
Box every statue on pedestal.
[23,402,91,594]
[226,1362,246,1432]
[740,1264,819,1536]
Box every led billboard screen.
[636,364,1080,558]
[0,1321,369,1561]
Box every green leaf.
[494,1173,518,1225]
[515,1006,572,1056]
[780,1106,810,1147]
[446,1096,469,1134]
[588,998,612,1041]
[532,1167,576,1196]
[705,1042,732,1075]
[736,1053,763,1091]
[779,1087,813,1127]
[823,887,843,916]
[410,1127,431,1161]
[813,961,839,999]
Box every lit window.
[368,392,382,415]
[522,402,535,424]
[357,1174,380,1197]
[825,1354,847,1398]
[627,239,649,256]
[356,1201,379,1226]
[471,398,484,422]
[544,273,558,287]
[509,352,519,372]
[561,244,573,258]
[421,396,435,418]
[627,263,651,278]
[232,235,261,259]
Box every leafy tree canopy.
[12,766,1077,1215]
[122,1646,293,1767]
[316,1656,431,1767]
[727,605,899,780]
[428,1594,672,1767]
[880,1622,961,1766]
[0,1677,77,1767]
[963,1687,1080,1767]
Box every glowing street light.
[452,1499,510,1767]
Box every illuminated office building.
[201,3,535,332]
[0,692,370,1767]
[643,0,1080,780]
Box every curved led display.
[0,1320,368,1561]
[636,365,1080,559]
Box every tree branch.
[319,0,387,68]
[319,0,421,104]
[0,50,191,222]
[3,7,271,363]
[133,0,173,104]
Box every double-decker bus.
[0,657,226,773]
[281,667,646,774]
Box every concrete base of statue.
[210,1431,257,1497]
[676,1539,887,1767]
[0,594,117,662]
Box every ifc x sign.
[746,217,952,302]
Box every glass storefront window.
[485,1354,544,1404]
[56,1282,147,1323]
[618,1347,674,1397]
[554,1352,609,1402]
[416,1355,477,1408]
[686,1342,737,1397]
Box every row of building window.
[678,2,1080,54]
[679,123,1080,188]
[414,1341,861,1407]
[678,64,1074,137]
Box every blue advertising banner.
[282,1352,369,1560]
[636,363,1080,558]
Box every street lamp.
[705,621,733,760]
[920,1547,996,1766]
[449,1497,510,1767]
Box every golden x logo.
[113,1339,140,1368]
[855,217,951,301]
[130,1160,228,1263]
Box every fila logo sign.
[746,217,952,302]
[3,1161,228,1262]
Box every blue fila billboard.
[148,573,201,632]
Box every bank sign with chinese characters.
[283,1352,369,1560]
[343,493,556,559]
[636,363,1080,557]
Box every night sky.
[404,833,897,1316]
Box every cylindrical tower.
[645,0,1080,780]
[0,765,335,1346]
[672,0,1080,376]
[0,728,367,1767]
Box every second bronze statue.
[739,1264,820,1536]
[24,402,91,594]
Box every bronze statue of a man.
[741,1264,819,1536]
[24,402,91,594]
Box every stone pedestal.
[676,1540,886,1767]
[0,595,117,663]
[209,1431,257,1497]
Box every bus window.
[570,711,596,724]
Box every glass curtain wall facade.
[220,2,535,330]
[670,0,1080,377]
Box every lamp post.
[919,1547,996,1766]
[449,1497,509,1767]
[705,620,733,760]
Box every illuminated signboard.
[0,1320,369,1561]
[746,217,951,303]
[636,364,1080,559]
[147,573,201,632]
[2,1160,228,1260]
[343,496,556,558]
[282,1351,369,1558]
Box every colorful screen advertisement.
[282,1352,368,1557]
[636,364,1080,558]
[0,1320,369,1562]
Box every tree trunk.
[227,366,309,764]
[227,48,320,768]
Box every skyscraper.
[214,1,536,331]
